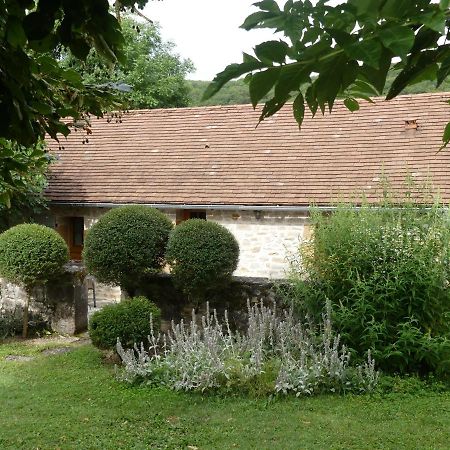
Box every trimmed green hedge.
[89,296,161,349]
[0,223,69,288]
[165,219,239,300]
[83,206,173,292]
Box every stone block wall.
[135,273,287,332]
[206,209,308,278]
[0,265,88,335]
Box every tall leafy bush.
[0,224,69,337]
[286,202,450,376]
[83,206,173,295]
[165,219,239,301]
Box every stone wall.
[134,274,286,332]
[0,265,88,335]
[206,209,308,278]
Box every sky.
[143,0,284,81]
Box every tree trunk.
[22,293,30,339]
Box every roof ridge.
[121,91,450,115]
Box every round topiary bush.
[0,223,69,287]
[89,296,161,349]
[83,206,173,293]
[0,223,69,337]
[165,219,239,300]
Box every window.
[176,210,206,224]
[190,211,207,220]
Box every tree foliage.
[61,18,194,109]
[205,1,450,143]
[0,0,149,147]
[0,140,50,230]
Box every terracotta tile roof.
[46,92,450,207]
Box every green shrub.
[0,223,69,337]
[165,219,239,300]
[83,206,173,294]
[285,202,450,376]
[89,296,161,349]
[0,223,69,287]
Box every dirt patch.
[41,347,73,356]
[4,355,35,362]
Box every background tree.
[0,0,151,210]
[0,224,69,337]
[0,140,51,230]
[205,1,450,144]
[61,18,194,109]
[0,0,150,147]
[188,79,267,106]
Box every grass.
[0,340,449,449]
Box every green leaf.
[6,17,27,48]
[254,40,289,65]
[305,84,318,117]
[30,101,53,115]
[437,54,450,86]
[241,11,278,30]
[359,48,391,94]
[342,61,359,91]
[344,39,383,69]
[258,97,288,123]
[325,28,354,47]
[254,0,281,13]
[249,68,280,108]
[274,64,310,99]
[422,11,446,34]
[352,80,380,96]
[439,0,450,11]
[69,38,91,61]
[292,92,305,128]
[386,51,436,99]
[409,63,438,85]
[344,97,360,112]
[381,0,413,18]
[203,59,265,100]
[349,0,381,17]
[379,26,415,59]
[316,55,348,113]
[62,69,83,85]
[442,122,450,144]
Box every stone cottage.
[45,92,450,282]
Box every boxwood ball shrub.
[89,296,161,349]
[83,206,173,294]
[165,219,239,300]
[0,223,69,337]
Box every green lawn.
[0,341,449,450]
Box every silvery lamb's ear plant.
[116,301,379,396]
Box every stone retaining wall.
[0,265,88,335]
